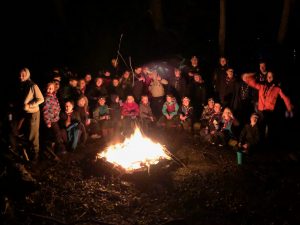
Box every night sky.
[2,0,299,82]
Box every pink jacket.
[121,102,140,117]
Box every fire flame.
[97,127,171,171]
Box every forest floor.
[1,118,300,225]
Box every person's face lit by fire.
[214,103,221,113]
[19,69,29,82]
[85,74,92,83]
[259,62,267,73]
[69,79,78,87]
[219,57,227,67]
[98,98,106,106]
[47,83,55,95]
[65,101,74,113]
[111,58,118,68]
[226,68,234,79]
[208,100,214,109]
[126,95,134,103]
[95,77,103,87]
[104,71,111,77]
[182,97,190,107]
[191,56,198,66]
[54,81,60,92]
[142,66,150,75]
[141,96,149,104]
[123,71,130,79]
[77,97,86,108]
[135,67,142,75]
[223,108,233,120]
[174,68,181,78]
[266,72,274,83]
[78,79,86,89]
[194,74,204,83]
[112,78,119,87]
[250,114,258,126]
[166,95,173,103]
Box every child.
[158,94,179,129]
[42,82,65,154]
[139,95,154,131]
[194,97,214,132]
[59,100,86,151]
[179,96,193,132]
[238,113,261,154]
[200,103,222,143]
[93,96,112,140]
[211,107,239,147]
[121,95,140,135]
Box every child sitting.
[158,94,179,129]
[211,107,239,147]
[121,95,140,135]
[139,95,154,132]
[93,96,112,141]
[200,103,222,143]
[179,96,193,133]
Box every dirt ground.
[1,119,300,225]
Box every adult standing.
[242,72,292,142]
[15,68,44,162]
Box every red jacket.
[121,102,140,117]
[243,75,292,112]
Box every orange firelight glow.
[97,128,171,171]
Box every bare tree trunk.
[219,0,226,56]
[277,0,292,44]
[150,0,164,31]
[53,0,66,26]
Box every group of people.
[6,55,294,163]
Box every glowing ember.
[97,127,171,171]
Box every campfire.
[97,127,171,173]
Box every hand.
[243,143,248,149]
[139,77,145,82]
[24,103,30,111]
[241,73,255,82]
[285,110,294,118]
[47,123,52,128]
[285,110,289,118]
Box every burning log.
[96,127,184,175]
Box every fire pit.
[96,127,173,174]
